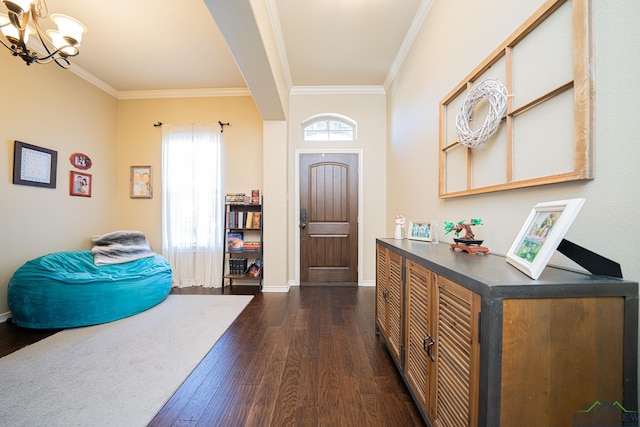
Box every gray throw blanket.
[91,230,155,265]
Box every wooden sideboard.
[375,238,638,427]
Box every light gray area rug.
[0,294,253,427]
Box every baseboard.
[226,279,373,292]
[261,282,291,292]
[288,280,374,287]
[0,311,11,323]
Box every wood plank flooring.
[1,286,425,426]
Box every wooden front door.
[300,153,358,284]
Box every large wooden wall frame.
[439,0,593,198]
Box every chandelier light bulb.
[0,13,9,28]
[3,0,33,14]
[0,14,32,43]
[50,13,85,45]
[46,29,76,56]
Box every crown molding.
[69,63,119,98]
[291,85,385,95]
[384,0,434,90]
[117,87,251,100]
[68,63,251,100]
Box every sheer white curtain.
[161,124,223,288]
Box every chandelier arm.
[29,46,76,63]
[30,3,79,63]
[0,30,30,61]
[0,37,17,54]
[4,9,30,54]
[8,7,26,31]
[29,7,54,56]
[53,56,71,69]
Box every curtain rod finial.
[218,121,230,132]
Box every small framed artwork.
[130,166,152,198]
[408,220,433,241]
[69,152,92,170]
[69,171,92,197]
[13,140,58,189]
[506,198,585,280]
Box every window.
[161,124,223,287]
[302,114,356,141]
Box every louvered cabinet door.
[405,260,433,416]
[387,249,403,361]
[375,244,389,336]
[432,275,481,427]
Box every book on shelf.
[225,193,250,204]
[226,211,241,228]
[228,258,248,275]
[243,212,262,229]
[242,241,261,251]
[245,212,254,228]
[251,189,261,204]
[252,212,261,229]
[226,211,261,229]
[244,259,263,277]
[227,232,244,251]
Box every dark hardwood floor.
[1,285,424,426]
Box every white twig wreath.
[455,79,508,148]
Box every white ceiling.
[17,0,430,105]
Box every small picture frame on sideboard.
[506,198,585,280]
[408,220,433,241]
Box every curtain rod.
[153,121,231,133]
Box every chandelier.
[0,0,86,68]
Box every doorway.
[298,152,359,285]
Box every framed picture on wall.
[69,152,92,170]
[408,220,433,242]
[506,198,585,280]
[13,140,58,189]
[130,166,152,198]
[69,171,92,197]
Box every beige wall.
[0,54,118,314]
[288,91,387,285]
[117,96,263,253]
[262,121,289,291]
[387,0,640,283]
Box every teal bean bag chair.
[8,250,172,329]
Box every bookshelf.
[222,192,262,292]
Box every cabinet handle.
[423,334,430,350]
[423,334,435,362]
[382,288,389,302]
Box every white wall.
[387,0,640,284]
[288,90,387,285]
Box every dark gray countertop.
[376,238,638,299]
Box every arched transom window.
[301,114,357,141]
